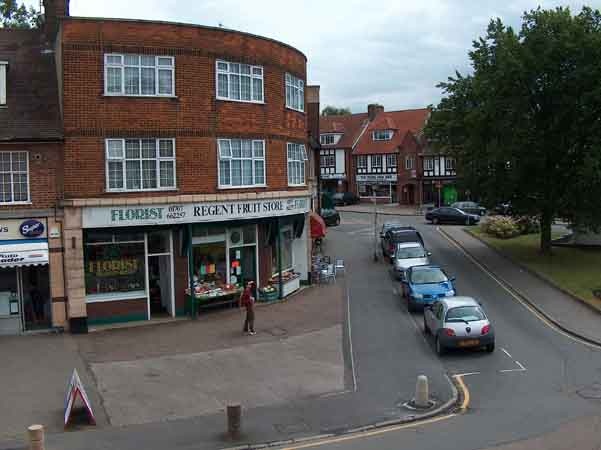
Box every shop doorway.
[146,231,175,319]
[229,246,256,286]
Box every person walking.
[239,281,256,335]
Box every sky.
[26,0,601,113]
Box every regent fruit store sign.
[82,197,310,228]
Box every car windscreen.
[445,306,485,322]
[396,247,426,259]
[391,231,421,243]
[410,268,447,284]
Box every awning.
[0,241,49,267]
[310,212,326,239]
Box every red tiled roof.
[353,108,429,155]
[319,113,368,148]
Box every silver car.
[391,242,430,280]
[424,296,495,355]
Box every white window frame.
[371,154,383,168]
[445,157,456,170]
[357,155,367,169]
[104,54,175,97]
[0,62,7,106]
[218,139,266,189]
[287,142,308,186]
[405,156,414,170]
[0,151,29,204]
[386,154,396,168]
[216,60,264,104]
[285,73,305,112]
[424,157,434,171]
[320,134,342,145]
[105,138,177,192]
[372,130,393,141]
[320,150,335,168]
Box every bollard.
[414,375,429,408]
[27,424,44,450]
[226,404,241,440]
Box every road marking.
[437,227,601,351]
[347,227,374,235]
[454,371,481,377]
[501,348,513,358]
[515,360,526,371]
[452,375,470,411]
[346,286,358,393]
[499,367,526,373]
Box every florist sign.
[82,197,310,228]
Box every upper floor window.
[445,157,456,170]
[424,157,434,171]
[405,156,414,170]
[218,139,265,188]
[320,134,342,145]
[386,154,396,167]
[285,73,304,112]
[0,151,29,203]
[371,154,382,168]
[357,155,367,169]
[216,60,264,103]
[320,150,335,167]
[104,54,174,97]
[0,61,6,106]
[372,130,393,141]
[287,143,308,186]
[106,139,176,192]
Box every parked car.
[382,228,424,259]
[451,201,486,216]
[401,265,456,311]
[425,207,480,225]
[332,192,360,206]
[424,296,495,354]
[320,208,340,226]
[391,242,431,280]
[380,222,413,238]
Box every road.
[290,212,601,450]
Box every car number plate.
[458,339,480,347]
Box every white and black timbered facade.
[422,155,456,178]
[355,154,397,174]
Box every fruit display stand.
[269,271,300,298]
[185,285,242,313]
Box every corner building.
[58,16,313,330]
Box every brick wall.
[60,18,308,199]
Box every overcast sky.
[27,0,601,112]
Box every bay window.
[104,54,174,96]
[106,139,176,192]
[285,73,304,112]
[287,143,307,186]
[218,139,266,188]
[216,60,264,103]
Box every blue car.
[401,265,456,312]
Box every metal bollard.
[226,404,241,440]
[414,375,429,408]
[27,424,44,450]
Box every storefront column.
[276,218,283,300]
[187,223,195,318]
[63,207,87,332]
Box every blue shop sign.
[20,219,45,238]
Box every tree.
[1,0,41,28]
[321,106,351,116]
[426,7,601,254]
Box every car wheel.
[436,337,445,355]
[432,217,439,225]
[486,343,495,353]
[423,317,430,334]
[407,298,416,313]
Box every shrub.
[481,216,521,239]
[514,216,540,234]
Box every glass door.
[146,230,174,318]
[20,265,51,331]
[229,246,256,287]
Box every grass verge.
[468,227,601,312]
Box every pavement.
[439,225,601,345]
[336,203,420,216]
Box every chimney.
[367,103,384,121]
[43,0,70,40]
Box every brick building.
[0,24,66,334]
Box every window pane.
[230,63,240,74]
[240,75,251,101]
[252,77,263,101]
[231,140,241,158]
[12,152,26,171]
[141,67,155,94]
[242,160,253,185]
[124,54,139,65]
[0,152,10,171]
[141,55,155,66]
[84,242,145,296]
[219,160,230,185]
[240,64,251,75]
[125,140,141,159]
[125,160,141,190]
[231,160,242,186]
[142,159,157,189]
[252,67,262,76]
[159,140,174,158]
[254,160,264,184]
[242,224,255,243]
[13,173,28,201]
[159,161,175,187]
[108,161,123,189]
[217,61,228,71]
[106,55,121,65]
[124,67,140,95]
[157,57,173,66]
[147,231,169,254]
[106,67,122,93]
[217,73,228,97]
[107,140,124,158]
[158,69,173,95]
[141,139,156,158]
[241,140,252,158]
[219,140,231,158]
[229,74,240,99]
[252,141,264,158]
[0,173,11,202]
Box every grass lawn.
[469,227,601,312]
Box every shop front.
[356,174,398,203]
[0,218,51,335]
[80,196,310,325]
[320,173,347,194]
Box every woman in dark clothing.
[239,281,256,335]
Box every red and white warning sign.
[64,368,96,427]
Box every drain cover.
[577,383,601,400]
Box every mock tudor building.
[0,20,66,334]
[57,14,316,330]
